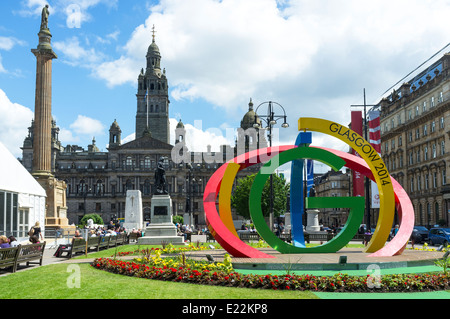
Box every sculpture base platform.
[138,222,186,245]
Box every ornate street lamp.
[253,101,289,232]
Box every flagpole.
[351,89,378,233]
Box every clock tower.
[136,26,170,144]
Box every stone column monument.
[31,5,72,232]
[138,157,185,245]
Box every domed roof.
[176,119,185,129]
[147,40,160,55]
[240,98,261,130]
[110,119,121,130]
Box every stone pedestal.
[138,195,185,245]
[34,173,73,231]
[123,190,143,231]
[306,209,321,233]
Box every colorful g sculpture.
[203,117,414,259]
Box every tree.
[231,173,290,220]
[79,213,104,228]
[173,215,184,225]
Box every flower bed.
[91,257,450,293]
[114,243,210,257]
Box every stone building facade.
[314,169,351,227]
[380,52,450,227]
[21,33,266,228]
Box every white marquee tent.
[0,142,46,239]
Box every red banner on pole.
[351,111,364,197]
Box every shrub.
[173,215,183,225]
[79,213,104,228]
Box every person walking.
[29,221,44,242]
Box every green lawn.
[0,262,318,299]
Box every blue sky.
[1,0,449,174]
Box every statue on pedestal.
[154,157,168,195]
[41,5,50,30]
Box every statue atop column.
[154,157,169,195]
[40,5,50,30]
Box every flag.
[351,111,364,197]
[368,110,381,153]
[368,110,381,208]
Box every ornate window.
[96,179,104,195]
[144,156,151,169]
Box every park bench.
[304,233,334,243]
[279,232,291,242]
[108,235,118,248]
[15,242,46,271]
[60,234,128,258]
[239,232,261,242]
[60,238,87,258]
[128,232,140,243]
[0,242,46,273]
[0,246,20,272]
[116,233,127,245]
[97,236,111,250]
[87,236,102,252]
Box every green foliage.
[79,213,104,228]
[435,256,450,274]
[173,215,184,225]
[231,173,290,219]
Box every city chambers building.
[379,52,450,228]
[20,33,266,227]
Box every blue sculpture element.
[289,131,312,247]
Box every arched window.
[78,180,86,194]
[96,179,104,195]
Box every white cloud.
[94,56,139,87]
[89,0,449,121]
[69,115,105,136]
[169,118,234,152]
[0,89,33,157]
[59,128,80,144]
[0,55,6,74]
[121,132,135,145]
[53,36,105,66]
[0,36,26,51]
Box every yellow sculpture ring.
[298,118,395,253]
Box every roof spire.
[152,24,156,43]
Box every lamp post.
[185,163,202,229]
[253,101,289,232]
